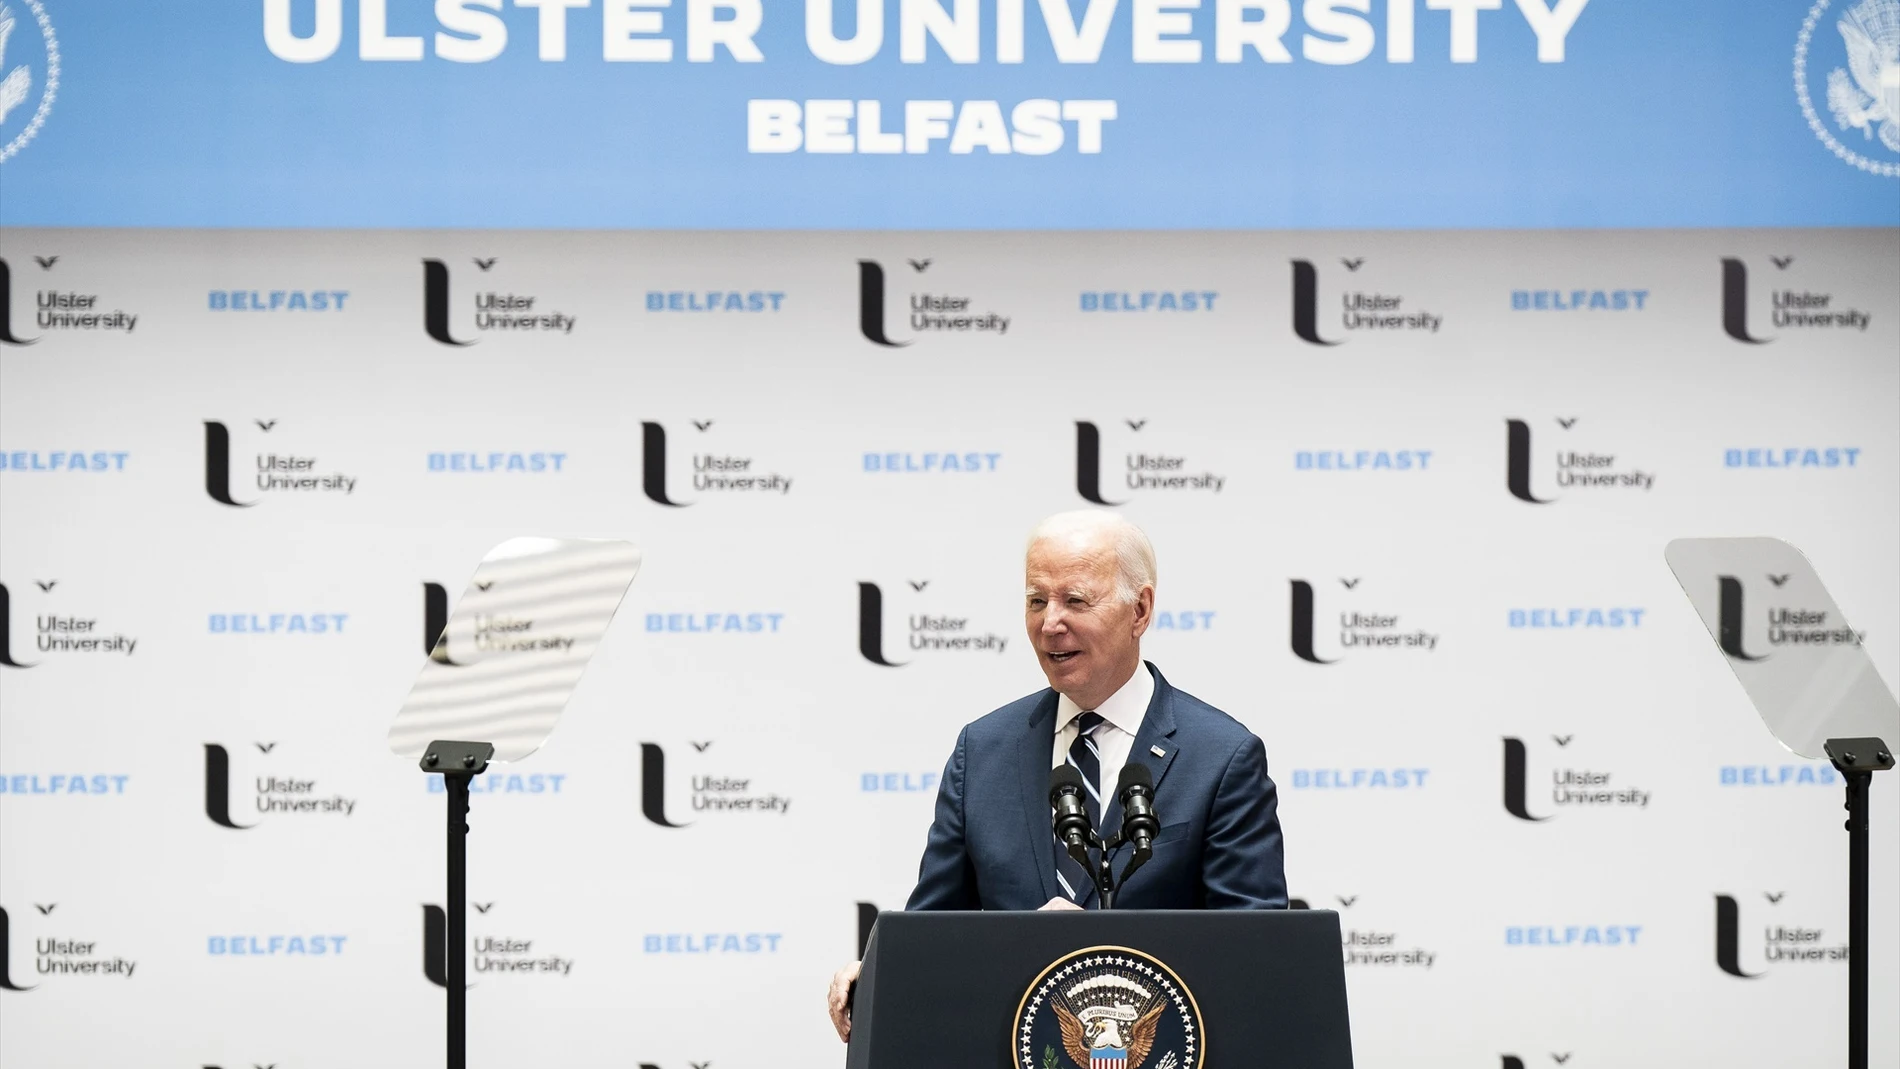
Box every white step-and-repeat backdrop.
[5,0,1900,1065]
[1,227,1896,1067]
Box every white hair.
[1026,510,1157,605]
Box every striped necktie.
[1055,711,1106,904]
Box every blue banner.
[1,0,1896,228]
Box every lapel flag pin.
[1151,745,1166,757]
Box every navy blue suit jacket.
[905,664,1287,911]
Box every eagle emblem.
[1054,986,1166,1069]
[1827,0,1900,151]
[1015,948,1203,1069]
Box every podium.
[847,909,1354,1069]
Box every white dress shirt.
[1050,660,1156,804]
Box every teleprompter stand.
[1823,737,1893,1069]
[421,739,494,1069]
[1665,537,1899,1069]
[387,537,644,1069]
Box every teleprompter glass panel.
[1666,537,1897,760]
[389,537,642,763]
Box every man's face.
[1024,534,1152,707]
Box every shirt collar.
[1055,660,1155,737]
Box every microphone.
[1115,762,1160,856]
[1049,765,1094,857]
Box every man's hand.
[827,960,861,1042]
[828,900,1073,1041]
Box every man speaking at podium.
[828,510,1286,1041]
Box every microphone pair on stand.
[1049,762,1160,909]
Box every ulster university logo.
[423,257,576,345]
[858,258,1010,346]
[1502,736,1651,823]
[1290,258,1442,345]
[420,578,569,667]
[1715,892,1846,978]
[0,579,138,667]
[1015,946,1203,1069]
[1074,420,1226,505]
[204,419,358,505]
[1288,578,1440,664]
[422,902,576,983]
[0,579,140,668]
[1713,574,1864,662]
[640,420,792,505]
[639,741,791,827]
[1292,893,1438,969]
[0,254,137,342]
[1,902,137,988]
[1504,417,1654,502]
[1719,256,1872,342]
[857,580,1009,666]
[204,742,358,829]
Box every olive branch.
[1043,1043,1059,1069]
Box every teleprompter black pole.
[422,740,494,1069]
[446,769,470,1069]
[1823,737,1893,1069]
[1845,766,1866,1069]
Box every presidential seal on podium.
[1014,945,1204,1069]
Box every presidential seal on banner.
[1014,946,1204,1069]
[1796,0,1900,177]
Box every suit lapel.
[1018,690,1061,903]
[1101,663,1181,862]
